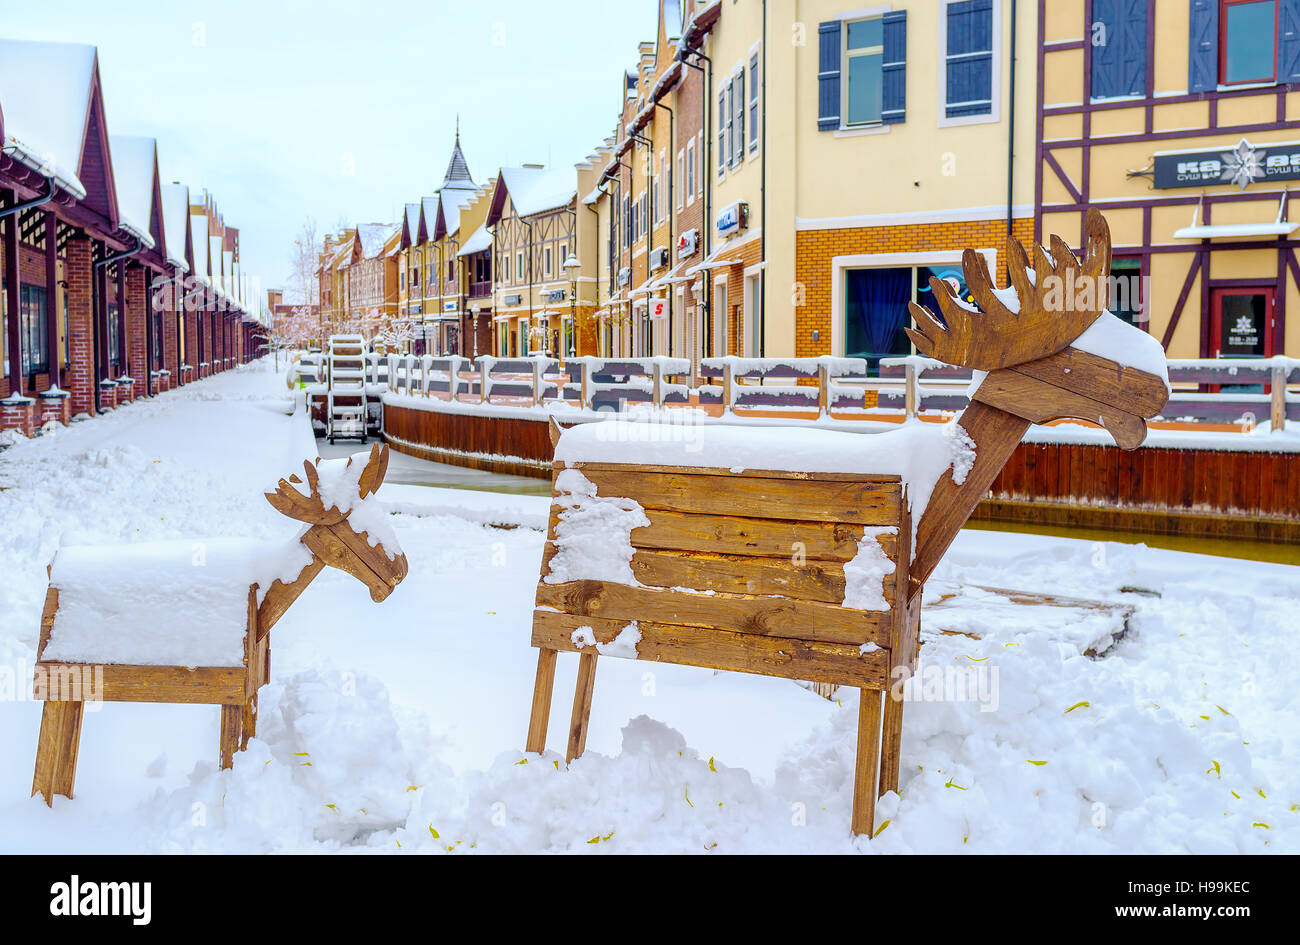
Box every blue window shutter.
[1092,0,1147,98]
[818,21,841,130]
[1188,0,1219,92]
[882,10,907,124]
[1281,0,1300,82]
[945,1,992,117]
[1090,0,1119,98]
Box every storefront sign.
[503,293,523,306]
[648,297,668,319]
[678,228,699,258]
[716,201,748,235]
[443,300,458,312]
[546,288,567,303]
[1153,138,1300,190]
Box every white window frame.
[516,250,524,284]
[842,12,887,129]
[937,0,1001,128]
[544,246,553,277]
[712,275,728,358]
[686,138,697,203]
[731,64,745,167]
[718,86,729,175]
[748,43,761,155]
[676,149,685,209]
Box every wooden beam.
[34,661,246,704]
[531,610,890,689]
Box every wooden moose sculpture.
[31,443,408,805]
[525,209,1169,836]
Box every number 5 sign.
[648,297,668,319]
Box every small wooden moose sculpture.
[525,209,1169,836]
[31,443,408,805]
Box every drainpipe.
[92,237,141,412]
[655,100,675,356]
[630,130,654,357]
[679,45,713,356]
[1006,0,1018,279]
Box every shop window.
[1109,258,1144,326]
[108,301,121,367]
[21,285,48,375]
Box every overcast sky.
[5,0,652,303]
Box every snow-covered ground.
[0,359,1295,853]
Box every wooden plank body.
[529,461,911,835]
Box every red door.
[1209,287,1275,393]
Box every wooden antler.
[265,457,346,525]
[906,208,1113,371]
[355,443,389,499]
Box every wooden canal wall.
[381,397,1299,543]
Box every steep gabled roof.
[435,188,475,240]
[357,222,397,259]
[108,134,158,249]
[487,166,576,225]
[401,201,420,248]
[160,182,191,272]
[419,196,438,243]
[0,38,97,198]
[442,133,474,190]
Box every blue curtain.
[850,267,912,354]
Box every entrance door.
[1211,287,1274,358]
[1210,287,1274,394]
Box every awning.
[456,223,492,256]
[1174,192,1297,239]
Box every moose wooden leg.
[879,690,905,797]
[852,688,884,837]
[525,647,558,754]
[219,703,243,769]
[31,700,85,805]
[566,651,599,764]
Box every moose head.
[265,442,409,602]
[906,208,1169,449]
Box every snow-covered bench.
[31,444,409,805]
[525,210,1171,837]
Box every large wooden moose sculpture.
[525,209,1169,836]
[31,444,408,805]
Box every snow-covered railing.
[697,355,869,416]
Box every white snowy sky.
[4,0,651,303]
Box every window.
[944,0,994,117]
[501,253,510,283]
[818,13,906,130]
[676,151,684,209]
[558,242,568,271]
[516,250,524,283]
[107,301,120,367]
[152,305,163,366]
[1090,0,1146,99]
[1221,0,1277,84]
[411,266,419,287]
[685,138,697,202]
[20,285,48,374]
[1110,258,1144,326]
[749,52,760,152]
[845,17,884,125]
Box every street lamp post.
[562,252,581,359]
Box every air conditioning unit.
[650,246,669,269]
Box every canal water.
[321,438,1294,566]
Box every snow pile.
[544,469,649,585]
[148,670,447,852]
[375,483,548,530]
[44,537,314,667]
[572,621,642,659]
[553,419,977,552]
[1074,312,1170,390]
[842,527,897,611]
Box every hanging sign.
[648,297,668,319]
[1153,138,1300,190]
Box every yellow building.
[1039,0,1300,359]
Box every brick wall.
[793,217,1035,357]
[64,238,95,416]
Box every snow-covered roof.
[456,223,492,257]
[107,135,157,249]
[442,136,474,189]
[358,223,398,259]
[495,166,577,219]
[402,202,421,242]
[160,183,190,271]
[438,188,475,237]
[190,213,210,275]
[0,38,96,199]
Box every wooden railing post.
[533,356,545,406]
[904,361,918,420]
[580,360,592,410]
[652,359,664,409]
[723,360,735,414]
[1271,365,1287,432]
[817,361,830,419]
[479,356,491,404]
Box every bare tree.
[288,218,321,306]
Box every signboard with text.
[1153,138,1300,189]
